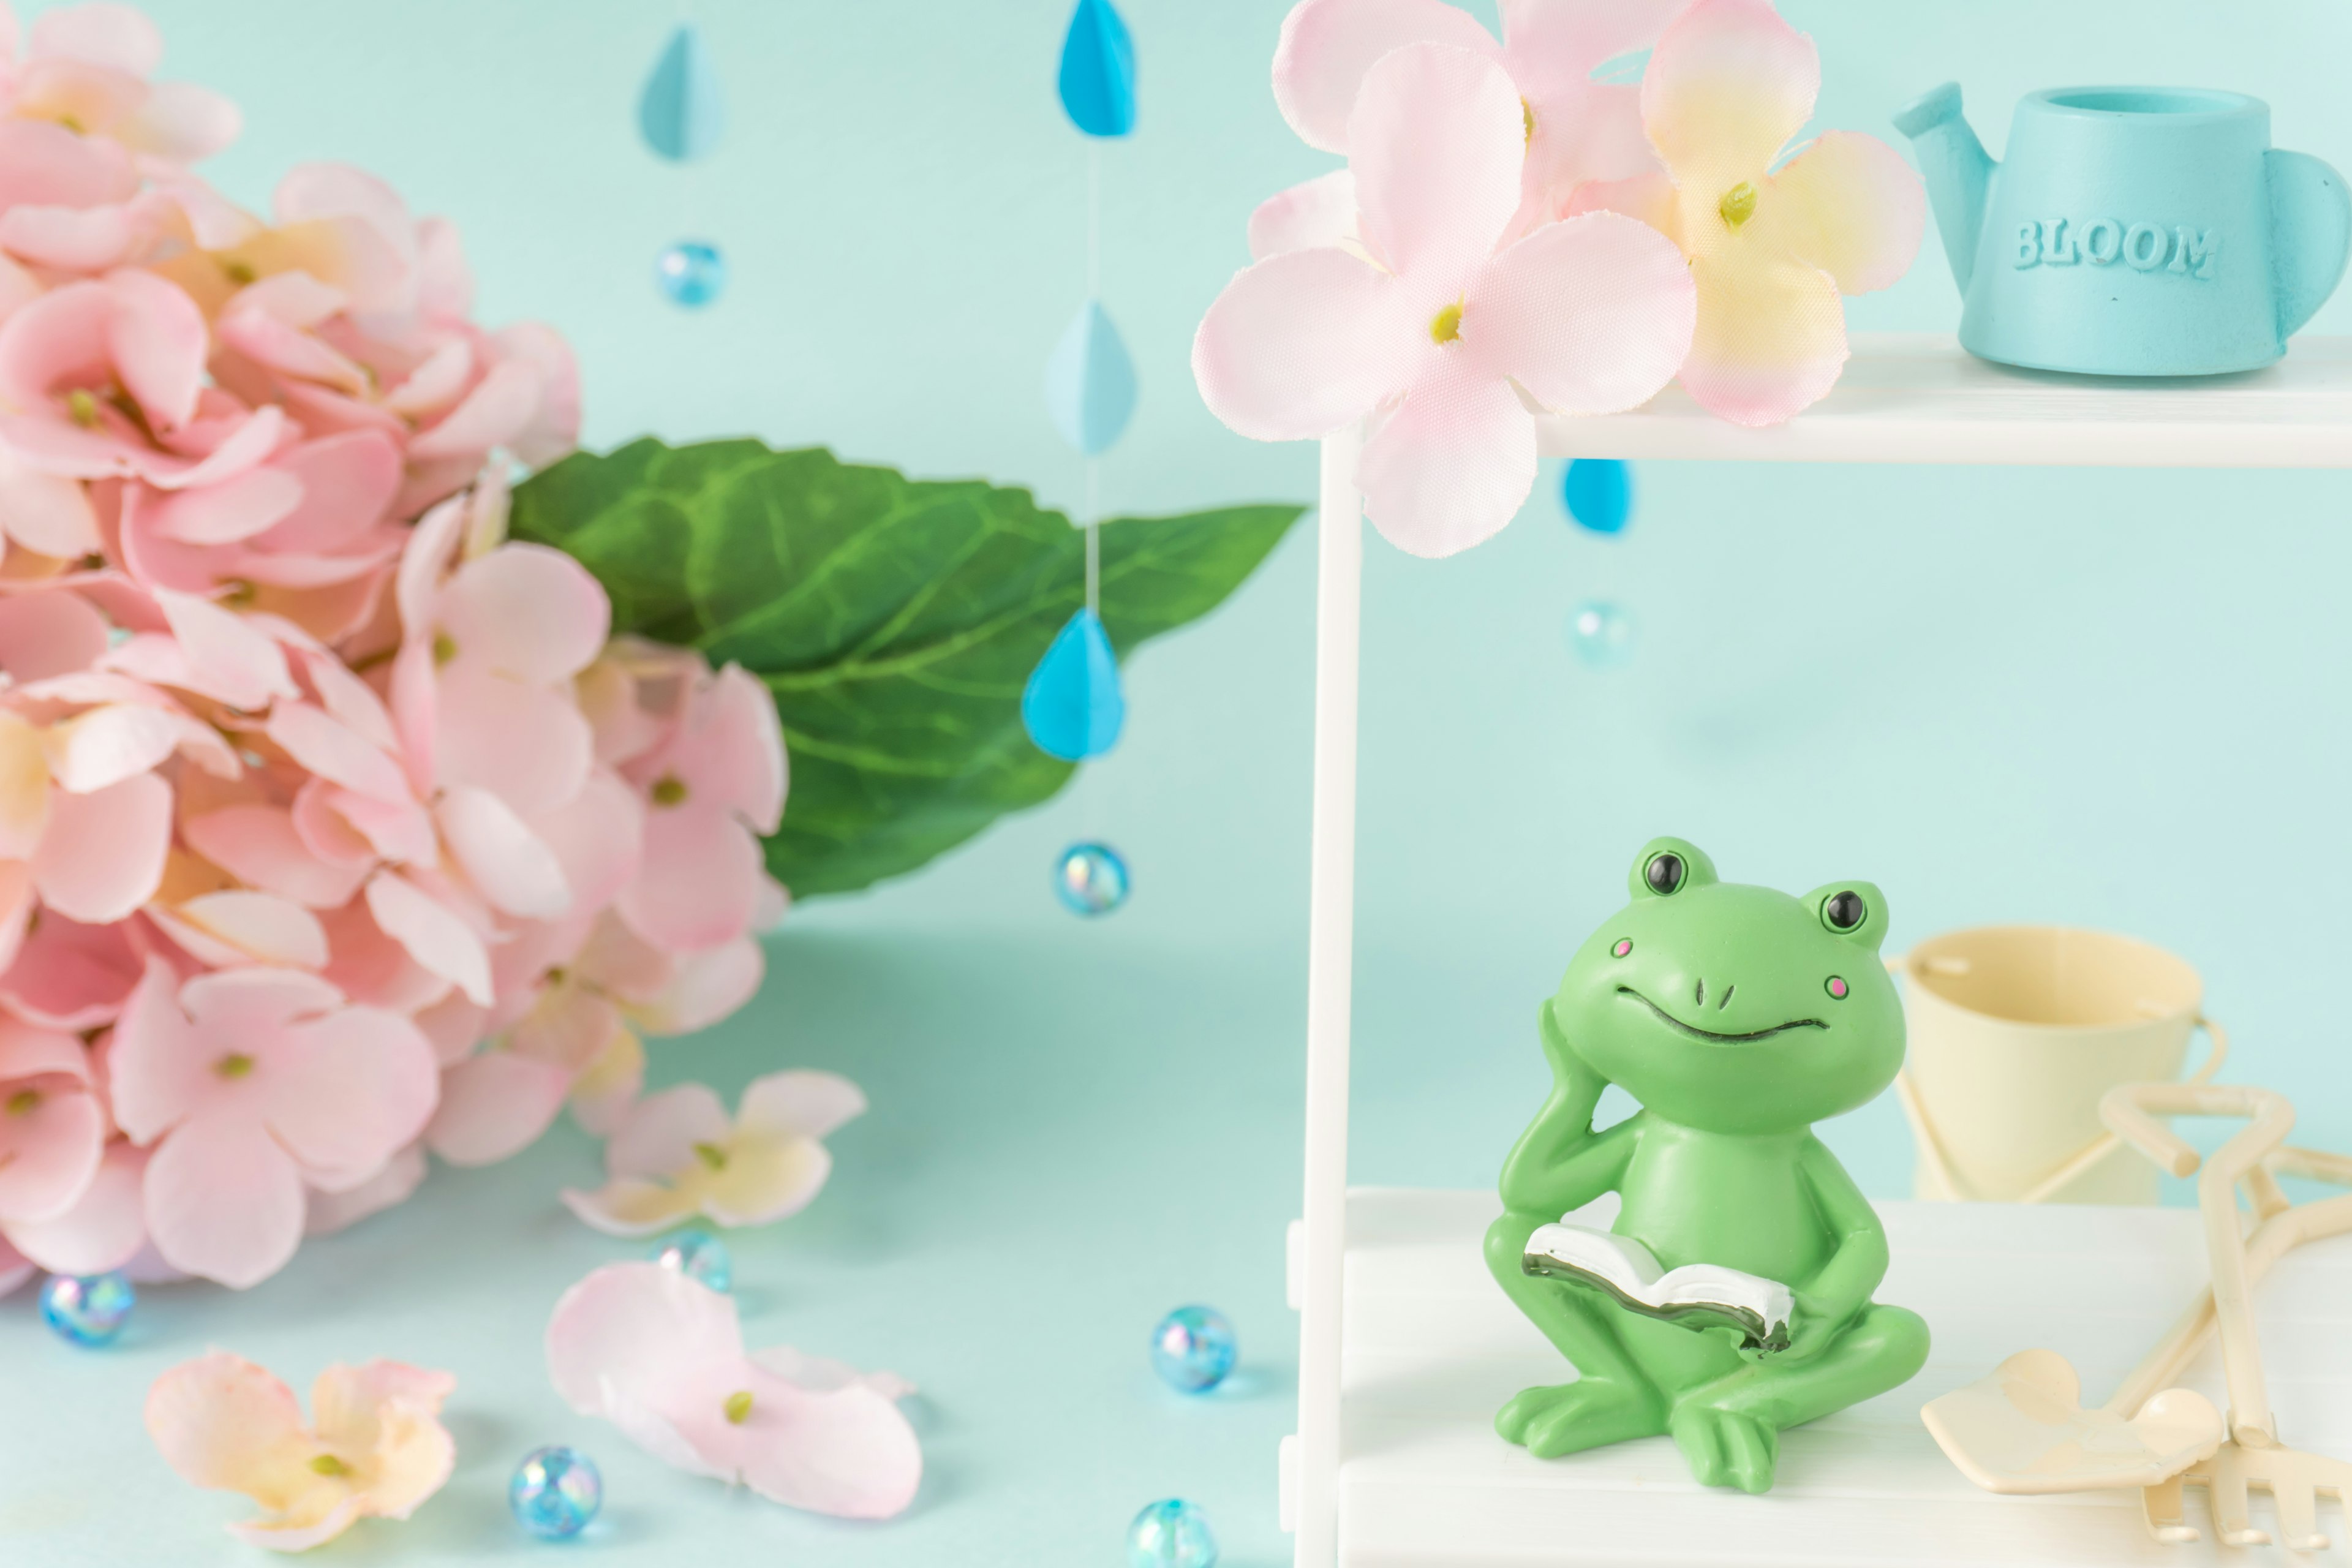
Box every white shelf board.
[1337,1188,2352,1568]
[1534,334,2352,466]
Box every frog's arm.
[1792,1134,1890,1327]
[1498,999,1637,1215]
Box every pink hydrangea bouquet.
[0,2,786,1292]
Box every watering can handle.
[1888,945,2227,1205]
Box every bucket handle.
[1889,948,2228,1203]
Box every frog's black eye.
[1822,890,1867,932]
[1644,851,1686,895]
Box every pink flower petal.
[533,768,644,913]
[545,1261,743,1415]
[263,1001,439,1190]
[604,1081,732,1179]
[407,358,541,461]
[1355,352,1537,558]
[434,785,570,919]
[146,465,304,545]
[0,1235,32,1297]
[1272,0,1497,153]
[1499,0,1683,205]
[309,1362,456,1520]
[628,937,763,1037]
[717,1368,922,1518]
[658,665,786,831]
[32,4,164,74]
[1191,247,1417,442]
[183,804,372,909]
[105,268,207,432]
[1348,43,1523,284]
[321,786,438,866]
[255,431,401,554]
[6,1137,146,1273]
[159,891,331,970]
[143,1352,314,1506]
[1642,0,1819,192]
[439,544,610,687]
[620,804,763,954]
[1248,170,1359,261]
[559,1175,695,1237]
[736,1070,867,1144]
[1754,128,1924,295]
[0,446,101,556]
[0,201,136,272]
[119,80,242,164]
[265,701,409,804]
[423,1050,570,1166]
[0,907,138,1030]
[432,665,592,813]
[45,703,179,793]
[143,1111,307,1287]
[0,589,109,682]
[318,897,450,1016]
[1469,211,1694,413]
[152,588,296,709]
[365,873,491,1006]
[0,1020,102,1223]
[492,322,580,466]
[31,770,170,922]
[1678,249,1849,426]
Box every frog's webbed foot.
[1669,1402,1780,1493]
[1498,1378,1667,1458]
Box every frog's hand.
[1789,1136,1893,1330]
[1501,1000,1634,1215]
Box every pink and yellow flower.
[1566,0,1923,424]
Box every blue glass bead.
[1129,1498,1218,1568]
[40,1272,132,1347]
[1561,458,1632,535]
[1054,842,1129,916]
[652,1227,732,1292]
[510,1445,602,1540]
[1150,1305,1237,1393]
[656,241,726,307]
[1567,599,1637,670]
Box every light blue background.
[6,1,2352,1563]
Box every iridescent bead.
[655,241,726,307]
[1128,1498,1218,1568]
[1150,1305,1237,1393]
[652,1227,732,1292]
[510,1445,602,1540]
[1054,841,1129,916]
[40,1271,133,1347]
[1567,599,1636,670]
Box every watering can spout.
[1893,82,1994,293]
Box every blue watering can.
[1894,83,2351,376]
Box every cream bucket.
[1893,926,2226,1205]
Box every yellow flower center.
[5,1089,37,1115]
[309,1453,350,1477]
[1428,303,1463,345]
[220,579,258,608]
[1521,99,1536,145]
[65,389,100,428]
[219,256,258,287]
[723,1390,755,1424]
[216,1053,255,1080]
[1718,181,1758,230]
[432,631,458,666]
[692,1140,729,1171]
[651,775,689,807]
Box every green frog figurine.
[1487,837,1930,1493]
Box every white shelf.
[1336,1188,2352,1568]
[1534,334,2352,466]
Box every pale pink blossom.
[1264,0,1684,249]
[0,1016,103,1223]
[616,663,785,952]
[547,1262,921,1518]
[146,1352,455,1551]
[4,1136,146,1275]
[109,962,439,1286]
[1194,43,1695,557]
[562,1071,863,1237]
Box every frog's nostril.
[1718,984,1735,1011]
[1694,978,1705,1008]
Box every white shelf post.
[1291,427,1363,1568]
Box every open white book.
[1522,1222,1795,1352]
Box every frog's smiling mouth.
[1616,987,1826,1044]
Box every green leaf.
[509,439,1303,897]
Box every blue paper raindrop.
[1058,0,1136,138]
[1023,607,1125,761]
[1044,300,1138,456]
[1561,458,1632,535]
[639,24,726,162]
